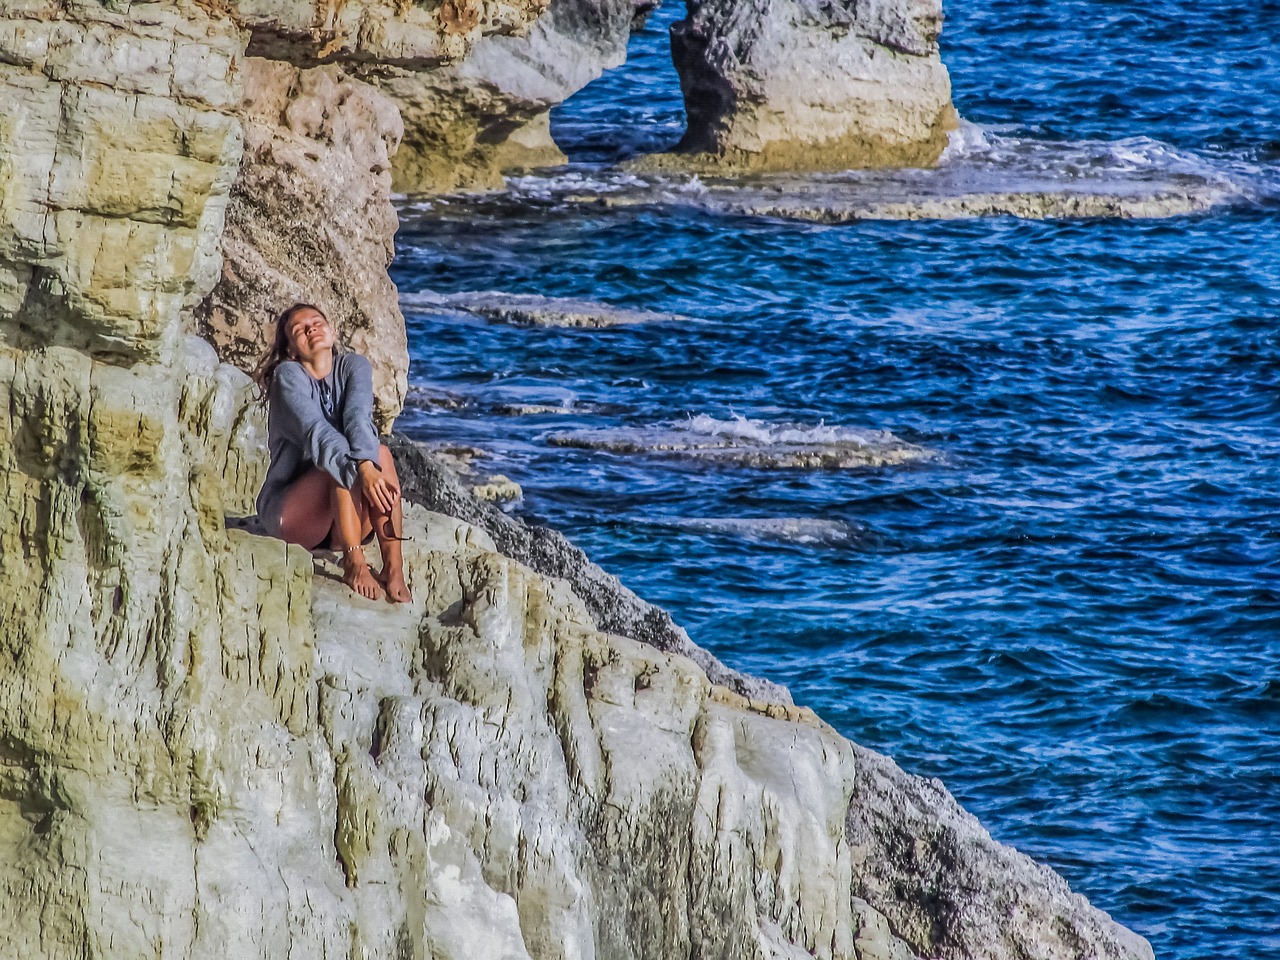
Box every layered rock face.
[0,0,241,364]
[195,57,409,426]
[1,2,1154,959]
[0,6,260,954]
[196,0,634,407]
[195,0,556,417]
[230,0,549,66]
[373,0,641,194]
[669,0,957,171]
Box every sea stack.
[669,0,958,171]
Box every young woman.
[254,303,411,602]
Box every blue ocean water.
[391,3,1280,957]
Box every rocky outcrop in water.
[482,155,1241,222]
[0,2,1154,959]
[665,0,957,172]
[547,420,931,469]
[403,288,688,326]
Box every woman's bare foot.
[377,566,412,603]
[341,553,383,600]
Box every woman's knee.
[378,443,400,481]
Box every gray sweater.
[256,353,382,537]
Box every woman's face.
[285,308,335,363]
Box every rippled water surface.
[392,3,1280,957]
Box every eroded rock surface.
[846,745,1155,960]
[386,434,794,705]
[195,57,408,425]
[666,0,957,172]
[0,0,242,365]
[231,0,550,67]
[372,0,643,193]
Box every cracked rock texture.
[0,3,1153,960]
[667,0,958,172]
[231,0,550,67]
[370,0,643,193]
[386,433,795,706]
[195,56,409,426]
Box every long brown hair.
[252,302,327,404]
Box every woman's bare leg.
[275,467,380,600]
[277,468,338,549]
[332,482,380,600]
[372,444,411,603]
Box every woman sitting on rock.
[254,303,411,603]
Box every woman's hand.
[357,459,400,515]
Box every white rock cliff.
[0,2,1152,959]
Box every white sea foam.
[676,413,903,448]
[963,130,1258,194]
[939,119,992,163]
[399,289,688,328]
[548,415,929,469]
[669,517,863,546]
[505,169,649,201]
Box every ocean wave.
[548,415,930,470]
[937,127,1280,206]
[404,383,593,416]
[505,169,650,202]
[940,119,993,162]
[679,413,903,447]
[401,289,687,328]
[399,389,586,419]
[667,516,863,546]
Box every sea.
[389,3,1280,957]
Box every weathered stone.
[666,0,957,172]
[546,422,930,469]
[469,473,524,501]
[404,287,690,326]
[0,1,242,365]
[229,0,550,68]
[303,506,861,960]
[521,161,1239,221]
[846,744,1156,960]
[372,0,640,193]
[195,57,408,426]
[386,433,795,705]
[696,184,1234,221]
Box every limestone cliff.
[0,3,1152,960]
[195,56,409,426]
[193,0,552,420]
[369,0,644,194]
